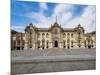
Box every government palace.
[11,19,96,50]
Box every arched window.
[71,33,73,38]
[67,33,70,38]
[63,33,66,38]
[38,33,40,38]
[42,33,45,38]
[46,33,49,38]
[67,33,70,36]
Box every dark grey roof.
[63,28,75,32]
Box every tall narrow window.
[42,39,45,49]
[67,39,69,43]
[37,40,40,48]
[63,40,66,48]
[46,40,49,48]
[78,40,81,47]
[63,33,66,38]
[67,39,70,49]
[67,33,70,38]
[71,40,73,48]
[78,32,81,39]
[22,40,25,50]
[17,40,20,46]
[38,33,40,38]
[42,33,45,38]
[91,40,93,47]
[71,33,73,38]
[29,32,32,48]
[46,33,49,38]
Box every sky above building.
[11,0,96,33]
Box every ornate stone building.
[11,21,96,50]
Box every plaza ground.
[11,48,96,74]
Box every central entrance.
[54,40,58,47]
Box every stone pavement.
[11,60,95,74]
[11,48,96,74]
[12,54,95,63]
[11,48,96,57]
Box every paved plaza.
[11,48,96,57]
[11,48,96,74]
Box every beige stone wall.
[11,23,96,50]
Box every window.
[17,35,21,40]
[78,32,80,37]
[63,40,66,48]
[38,33,40,38]
[67,33,70,38]
[91,40,93,47]
[67,33,70,35]
[84,40,86,47]
[71,34,73,38]
[42,33,45,38]
[63,33,66,38]
[42,39,45,49]
[78,40,81,47]
[17,40,20,45]
[46,33,49,38]
[37,40,40,48]
[46,40,49,48]
[71,40,73,47]
[67,39,70,43]
[22,40,25,46]
[42,39,45,43]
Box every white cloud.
[11,25,25,32]
[65,5,96,33]
[53,4,73,16]
[24,3,96,33]
[40,3,48,11]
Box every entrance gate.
[54,41,58,47]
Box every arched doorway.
[54,40,58,47]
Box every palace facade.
[11,21,96,50]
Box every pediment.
[25,23,37,33]
[49,22,63,31]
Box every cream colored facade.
[11,22,96,50]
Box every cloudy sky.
[11,0,96,33]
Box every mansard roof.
[24,22,86,32]
[11,30,18,34]
[85,31,96,36]
[63,28,75,32]
[38,28,49,32]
